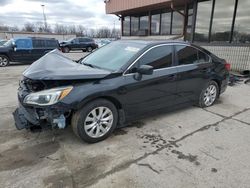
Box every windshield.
[3,39,13,47]
[81,41,146,71]
[65,38,74,43]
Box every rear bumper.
[220,76,229,94]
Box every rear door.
[174,44,213,104]
[31,39,46,61]
[121,44,178,117]
[79,38,90,49]
[71,38,80,50]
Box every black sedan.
[13,40,230,143]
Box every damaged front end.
[13,78,73,130]
[13,50,112,131]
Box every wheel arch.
[77,95,123,110]
[211,78,221,94]
[0,53,11,61]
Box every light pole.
[41,4,47,32]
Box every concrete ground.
[0,52,250,188]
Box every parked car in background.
[13,40,230,143]
[60,37,98,53]
[0,37,59,67]
[0,39,7,46]
[96,39,111,48]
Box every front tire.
[0,55,10,67]
[198,81,219,108]
[87,46,93,52]
[71,99,118,143]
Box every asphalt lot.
[0,52,250,188]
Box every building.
[105,0,250,71]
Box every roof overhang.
[105,0,193,15]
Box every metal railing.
[201,44,250,72]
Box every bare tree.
[76,25,86,36]
[54,24,68,34]
[22,22,35,32]
[87,28,96,38]
[96,27,112,38]
[68,25,76,34]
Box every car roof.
[13,37,57,40]
[118,39,191,46]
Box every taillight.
[225,62,231,71]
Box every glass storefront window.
[123,16,130,36]
[233,1,250,43]
[161,11,171,35]
[211,0,235,42]
[151,13,160,35]
[131,16,139,35]
[195,0,212,42]
[172,11,184,35]
[140,16,149,31]
[186,8,193,41]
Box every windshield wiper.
[82,62,95,68]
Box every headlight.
[24,86,73,106]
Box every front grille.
[22,77,46,92]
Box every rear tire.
[71,99,118,143]
[198,80,219,108]
[0,55,10,67]
[63,47,70,53]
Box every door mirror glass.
[137,65,153,75]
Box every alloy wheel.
[203,85,217,106]
[84,106,113,138]
[0,56,8,67]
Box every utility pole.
[41,4,47,32]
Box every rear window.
[46,40,58,48]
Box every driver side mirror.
[134,65,154,80]
[12,44,17,51]
[137,65,153,75]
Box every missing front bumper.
[13,103,67,130]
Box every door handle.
[201,68,209,73]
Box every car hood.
[23,49,112,80]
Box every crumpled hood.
[23,49,111,80]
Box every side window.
[46,40,58,48]
[73,38,79,43]
[15,39,32,49]
[33,40,45,48]
[138,45,173,70]
[198,51,210,63]
[176,45,199,65]
[79,38,84,43]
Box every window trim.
[174,44,212,66]
[123,44,174,76]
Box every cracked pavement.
[0,53,250,188]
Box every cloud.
[1,0,13,5]
[0,0,119,29]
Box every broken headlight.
[23,86,73,106]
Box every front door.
[11,39,33,63]
[120,45,178,118]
